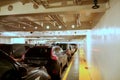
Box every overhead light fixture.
[23,27,26,29]
[58,26,62,29]
[46,26,50,29]
[92,0,100,9]
[72,25,75,28]
[35,26,38,29]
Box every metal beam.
[0,2,108,16]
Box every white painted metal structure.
[0,0,109,43]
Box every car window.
[12,44,26,58]
[53,47,63,55]
[25,47,51,58]
[58,44,67,50]
[54,47,60,53]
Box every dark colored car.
[0,44,33,61]
[0,50,51,80]
[24,46,68,80]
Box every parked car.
[0,44,34,61]
[56,43,72,61]
[69,44,78,56]
[0,49,51,80]
[24,45,68,80]
[0,50,21,80]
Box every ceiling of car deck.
[0,0,109,41]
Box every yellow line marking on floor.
[62,59,73,80]
[79,61,81,80]
[79,48,91,80]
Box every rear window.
[12,45,26,58]
[57,44,68,50]
[53,47,61,54]
[25,47,51,58]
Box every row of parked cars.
[54,43,78,61]
[0,43,78,80]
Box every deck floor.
[62,48,91,80]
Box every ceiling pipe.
[48,15,59,27]
[92,0,100,9]
[55,15,67,28]
[40,0,81,8]
[49,15,66,28]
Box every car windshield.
[25,47,51,58]
[58,44,67,50]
